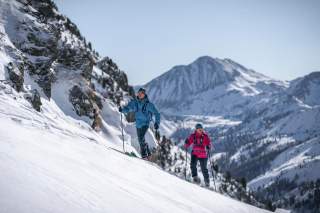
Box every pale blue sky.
[54,0,320,85]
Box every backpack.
[125,98,150,123]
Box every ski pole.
[155,129,161,146]
[208,149,217,191]
[156,130,161,165]
[120,112,125,153]
[185,146,188,180]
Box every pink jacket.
[184,131,212,158]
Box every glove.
[118,106,122,112]
[155,130,160,141]
[184,139,189,150]
[154,123,159,130]
[184,138,189,144]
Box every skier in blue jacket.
[119,88,160,159]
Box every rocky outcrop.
[6,62,24,92]
[1,0,134,129]
[57,45,95,81]
[69,85,95,118]
[91,108,102,131]
[10,0,95,99]
[97,57,135,101]
[30,89,42,112]
[24,89,42,112]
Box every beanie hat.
[138,87,146,94]
[195,123,203,129]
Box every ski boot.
[193,176,201,184]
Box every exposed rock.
[18,0,59,21]
[31,89,42,112]
[88,90,103,110]
[6,62,24,92]
[3,0,134,126]
[97,57,129,91]
[97,57,135,102]
[91,108,102,131]
[36,67,55,99]
[23,89,42,112]
[69,85,94,118]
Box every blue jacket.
[122,95,160,128]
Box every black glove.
[185,138,189,144]
[155,130,161,141]
[118,106,122,112]
[154,123,159,130]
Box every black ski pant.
[190,154,209,183]
[136,125,151,158]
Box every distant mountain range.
[144,56,319,116]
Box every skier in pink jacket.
[185,123,212,186]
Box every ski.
[107,147,158,165]
[107,147,138,158]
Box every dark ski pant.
[190,154,209,183]
[136,125,151,158]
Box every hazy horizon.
[54,0,320,85]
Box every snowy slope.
[0,1,273,212]
[0,0,318,212]
[0,83,270,213]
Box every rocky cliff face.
[0,0,134,122]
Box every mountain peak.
[143,56,284,115]
[192,56,249,71]
[189,56,259,80]
[194,55,218,63]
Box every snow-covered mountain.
[288,71,320,107]
[142,56,320,212]
[145,56,319,140]
[145,56,287,117]
[0,0,273,212]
